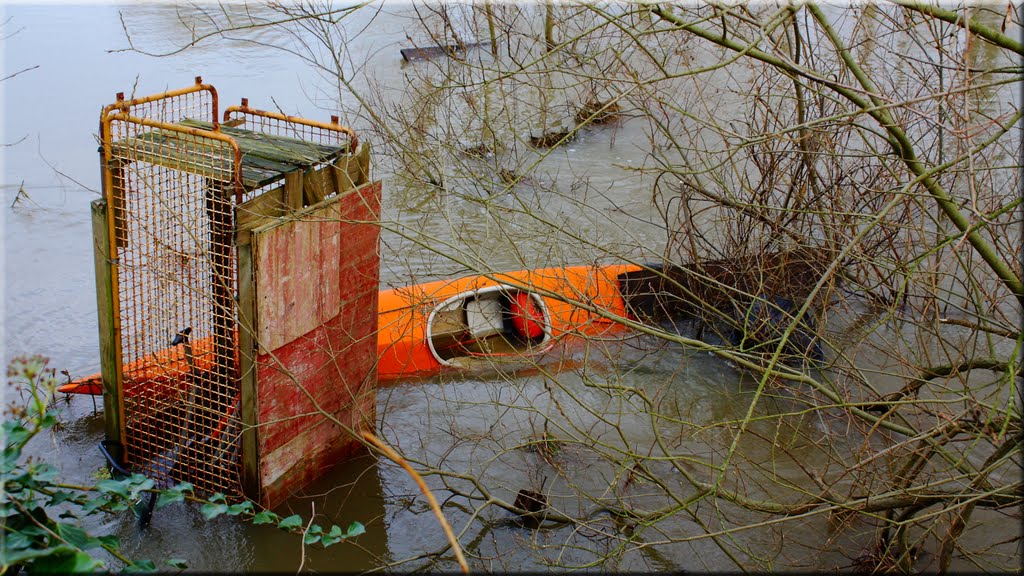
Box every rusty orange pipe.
[105,112,245,202]
[103,76,220,130]
[224,98,358,150]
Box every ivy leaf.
[32,463,59,483]
[3,530,35,551]
[95,478,131,499]
[55,522,100,550]
[98,534,120,550]
[171,482,194,494]
[277,514,303,530]
[2,421,30,448]
[123,558,158,573]
[105,499,130,513]
[46,490,78,507]
[126,475,155,499]
[18,523,48,538]
[0,545,64,566]
[156,489,186,510]
[252,510,280,525]
[30,549,104,573]
[226,500,254,516]
[320,525,344,547]
[303,524,323,546]
[38,413,58,430]
[346,522,366,538]
[81,496,109,514]
[200,502,228,520]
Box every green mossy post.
[91,199,125,459]
[236,238,260,501]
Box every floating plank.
[401,42,489,62]
[618,248,832,323]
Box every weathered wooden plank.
[236,240,260,501]
[236,153,297,177]
[111,121,353,192]
[319,210,342,323]
[284,171,304,212]
[179,119,347,164]
[92,199,125,454]
[112,131,235,175]
[331,143,371,194]
[110,134,274,190]
[254,192,336,353]
[236,185,286,231]
[112,129,308,190]
[251,181,382,509]
[302,164,332,205]
[254,301,377,506]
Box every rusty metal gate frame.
[98,78,245,496]
[96,77,363,498]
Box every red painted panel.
[253,182,381,509]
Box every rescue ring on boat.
[510,292,545,339]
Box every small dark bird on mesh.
[171,327,192,346]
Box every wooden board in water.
[618,248,832,323]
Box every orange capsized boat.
[58,334,223,396]
[60,263,642,395]
[375,263,641,381]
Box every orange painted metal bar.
[224,97,359,149]
[104,112,245,202]
[97,79,235,464]
[102,76,220,130]
[60,334,220,397]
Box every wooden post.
[236,237,260,500]
[284,171,304,211]
[332,143,371,194]
[92,199,125,458]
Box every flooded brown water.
[4,3,1020,572]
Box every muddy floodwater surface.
[3,3,1021,573]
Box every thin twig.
[362,431,470,574]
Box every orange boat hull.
[60,264,641,395]
[375,264,641,381]
[58,335,222,396]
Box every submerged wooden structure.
[618,248,832,358]
[95,77,379,508]
[618,248,830,323]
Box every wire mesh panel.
[101,81,243,497]
[98,80,364,503]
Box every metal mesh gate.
[100,79,243,496]
[97,78,364,500]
